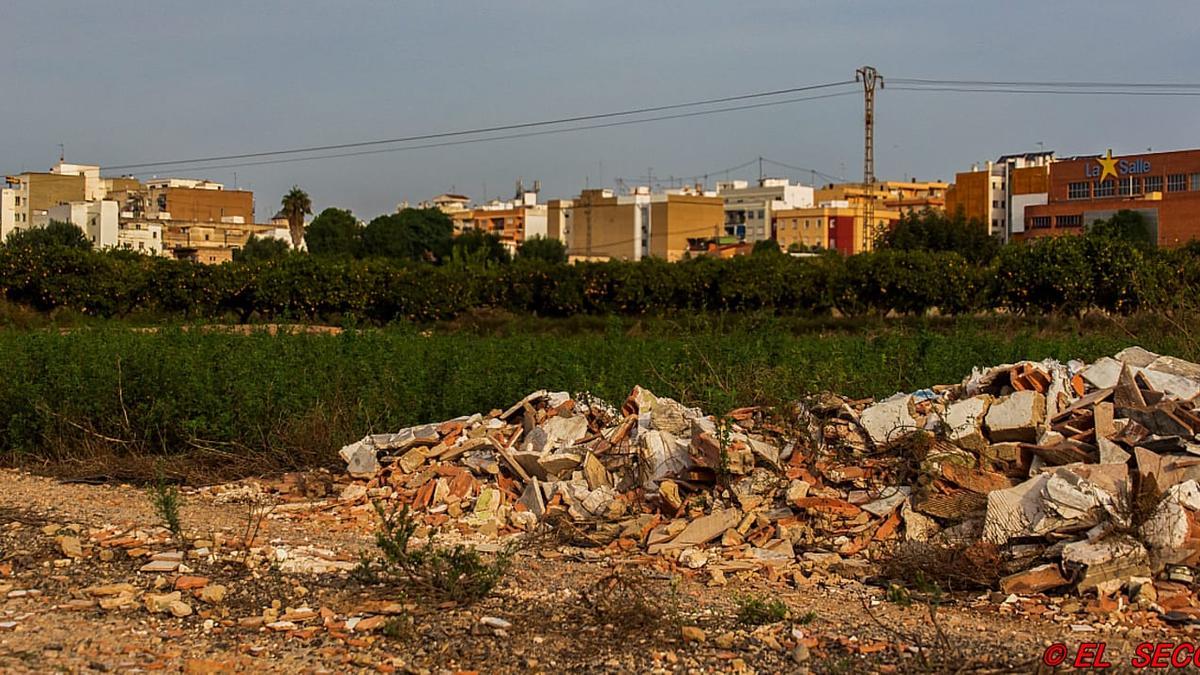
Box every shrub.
[734,594,788,625]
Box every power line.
[107,80,856,171]
[890,77,1200,89]
[122,91,859,176]
[890,85,1200,96]
[760,158,845,183]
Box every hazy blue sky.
[2,1,1198,220]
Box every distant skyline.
[2,1,1198,220]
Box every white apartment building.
[117,221,164,255]
[48,200,120,248]
[716,178,814,242]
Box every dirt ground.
[0,469,1195,674]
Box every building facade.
[568,187,724,261]
[143,178,254,224]
[944,152,1054,240]
[716,178,813,242]
[1017,148,1200,246]
[47,200,120,248]
[773,202,901,255]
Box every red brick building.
[1018,148,1200,246]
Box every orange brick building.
[1018,148,1200,246]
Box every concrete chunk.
[942,396,991,450]
[858,396,918,447]
[338,439,379,479]
[984,390,1045,443]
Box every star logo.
[1096,149,1119,182]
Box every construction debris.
[334,347,1200,614]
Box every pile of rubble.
[338,346,1200,616]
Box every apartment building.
[567,187,724,261]
[944,152,1054,240]
[773,201,901,255]
[716,178,813,242]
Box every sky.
[2,0,1198,221]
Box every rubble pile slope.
[339,346,1200,620]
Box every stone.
[517,478,545,517]
[858,396,918,447]
[140,559,180,573]
[714,632,737,649]
[943,396,991,450]
[540,415,589,449]
[57,535,83,559]
[339,484,368,502]
[984,390,1045,443]
[648,508,741,553]
[397,447,429,474]
[638,430,691,488]
[481,616,512,630]
[659,479,684,512]
[537,452,582,478]
[174,576,208,590]
[168,600,194,618]
[145,591,182,613]
[582,453,611,490]
[681,626,706,643]
[338,439,380,479]
[861,487,911,517]
[786,480,810,503]
[1062,537,1151,593]
[198,584,227,605]
[1000,563,1068,595]
[99,593,136,610]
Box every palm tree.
[280,186,312,249]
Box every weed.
[735,593,788,625]
[796,610,817,625]
[362,500,513,604]
[583,566,682,632]
[238,494,277,565]
[147,477,183,540]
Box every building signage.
[1084,149,1151,181]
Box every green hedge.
[0,236,1192,323]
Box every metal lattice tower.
[856,66,883,248]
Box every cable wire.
[123,91,859,176]
[107,80,856,171]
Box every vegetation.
[0,233,1194,322]
[876,208,999,265]
[234,234,290,262]
[734,594,788,625]
[516,234,567,264]
[359,501,513,604]
[751,239,782,256]
[362,208,454,262]
[1086,209,1154,249]
[0,313,1194,480]
[5,220,91,250]
[305,207,362,257]
[451,229,511,266]
[280,186,312,249]
[147,477,184,539]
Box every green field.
[1,312,1194,481]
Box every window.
[1144,176,1163,193]
[1168,174,1187,192]
[756,210,764,220]
[1191,173,1200,191]
[1068,182,1090,199]
[1029,216,1051,229]
[1094,179,1115,197]
[1056,215,1082,227]
[1118,177,1141,196]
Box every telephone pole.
[856,66,883,248]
